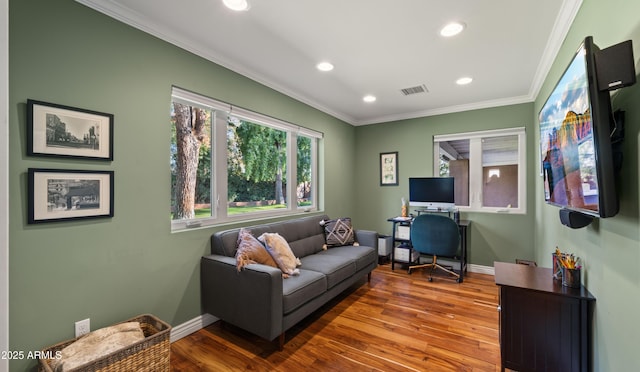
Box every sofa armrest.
[355,229,378,249]
[201,254,284,341]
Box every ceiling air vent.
[400,84,429,96]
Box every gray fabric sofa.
[201,214,378,349]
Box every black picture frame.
[27,99,114,160]
[380,151,399,186]
[28,168,114,224]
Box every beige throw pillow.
[259,233,301,276]
[235,228,279,271]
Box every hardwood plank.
[171,264,501,371]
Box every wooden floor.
[171,264,501,371]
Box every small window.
[434,127,526,214]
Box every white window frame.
[171,87,321,231]
[434,127,526,214]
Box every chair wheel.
[456,278,461,283]
[428,277,433,282]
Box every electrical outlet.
[75,318,90,337]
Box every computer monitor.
[409,177,455,210]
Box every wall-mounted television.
[539,36,634,222]
[409,177,455,210]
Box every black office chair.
[408,214,461,282]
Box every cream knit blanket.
[51,321,145,372]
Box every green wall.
[8,0,356,370]
[354,103,537,266]
[533,0,640,370]
[10,0,640,370]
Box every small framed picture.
[28,168,114,224]
[380,151,399,186]
[27,99,114,160]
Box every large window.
[170,87,321,231]
[434,127,526,214]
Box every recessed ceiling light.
[316,62,334,72]
[363,95,377,103]
[440,22,466,37]
[456,77,473,85]
[223,0,250,11]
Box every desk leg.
[391,222,397,271]
[459,225,467,283]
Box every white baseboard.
[170,265,495,343]
[170,313,218,343]
[468,264,495,275]
[420,258,495,276]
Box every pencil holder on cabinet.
[562,267,581,288]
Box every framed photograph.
[27,99,114,160]
[28,168,114,224]
[380,151,399,186]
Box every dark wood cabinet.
[494,262,595,372]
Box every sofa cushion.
[300,254,356,289]
[282,269,327,314]
[319,245,377,272]
[235,228,278,272]
[211,214,329,258]
[287,234,326,258]
[320,217,356,248]
[259,233,301,276]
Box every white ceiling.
[76,0,582,126]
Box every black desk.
[387,217,470,282]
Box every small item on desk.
[562,266,581,288]
[401,197,408,217]
[552,247,565,279]
[554,247,582,287]
[555,247,580,269]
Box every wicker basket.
[38,314,171,372]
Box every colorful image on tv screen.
[539,45,598,213]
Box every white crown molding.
[529,0,584,101]
[356,0,583,126]
[74,0,357,125]
[353,94,534,126]
[76,0,580,127]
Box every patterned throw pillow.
[258,233,301,276]
[320,217,359,248]
[235,228,278,272]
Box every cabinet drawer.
[396,225,410,240]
